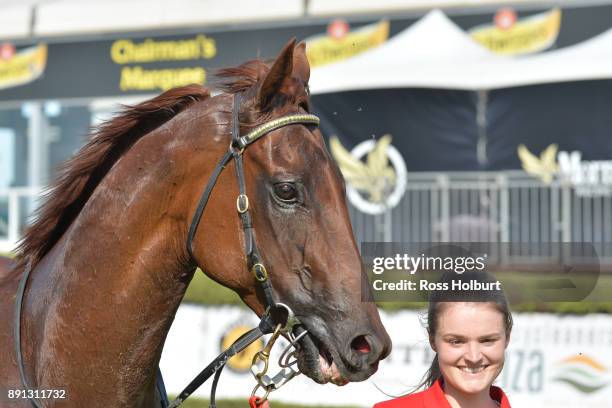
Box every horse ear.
[258,38,296,109]
[293,42,310,85]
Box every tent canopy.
[310,9,612,92]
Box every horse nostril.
[351,335,371,354]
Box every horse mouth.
[295,328,348,385]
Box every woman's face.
[431,302,509,396]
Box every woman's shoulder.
[373,388,429,408]
[490,384,512,408]
[373,381,511,408]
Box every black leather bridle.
[14,92,320,408]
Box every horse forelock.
[15,84,210,270]
[215,59,269,95]
[215,58,311,126]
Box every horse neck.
[29,119,201,405]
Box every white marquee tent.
[310,9,612,92]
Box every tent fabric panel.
[486,80,612,170]
[312,88,480,171]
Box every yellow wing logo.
[518,143,559,184]
[221,324,264,373]
[330,135,397,203]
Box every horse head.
[187,40,391,385]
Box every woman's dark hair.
[418,269,513,389]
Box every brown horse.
[0,40,391,407]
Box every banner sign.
[2,4,612,101]
[304,20,389,68]
[110,35,216,92]
[161,305,612,407]
[519,144,612,197]
[469,8,562,55]
[0,44,47,91]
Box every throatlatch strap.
[186,149,233,261]
[186,92,243,262]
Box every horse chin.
[296,331,349,386]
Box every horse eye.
[274,183,298,202]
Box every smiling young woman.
[375,271,513,408]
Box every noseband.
[13,92,320,408]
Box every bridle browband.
[14,91,320,408]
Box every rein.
[13,92,320,408]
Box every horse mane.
[15,84,210,270]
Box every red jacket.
[374,379,511,408]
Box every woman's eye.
[274,183,298,202]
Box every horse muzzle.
[293,317,387,384]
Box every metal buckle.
[237,194,249,213]
[229,139,245,155]
[252,263,268,282]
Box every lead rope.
[167,314,276,408]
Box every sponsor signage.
[0,44,47,91]
[330,134,407,215]
[519,144,612,196]
[161,305,612,407]
[305,20,389,68]
[1,4,611,101]
[469,8,561,55]
[110,35,216,92]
